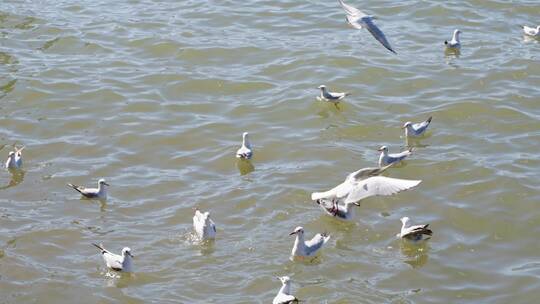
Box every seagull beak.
[128,252,134,258]
[104,182,110,186]
[401,126,406,129]
[377,148,383,151]
[289,231,296,236]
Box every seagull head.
[402,121,412,129]
[242,132,249,139]
[377,145,388,152]
[318,85,326,91]
[122,247,134,258]
[289,226,304,236]
[277,276,291,284]
[7,151,15,158]
[98,179,110,187]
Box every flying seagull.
[311,165,420,220]
[337,0,396,54]
[402,116,432,137]
[67,178,109,199]
[92,243,134,272]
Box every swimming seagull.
[236,132,253,160]
[402,116,432,137]
[67,178,109,199]
[397,216,432,241]
[193,209,216,240]
[273,276,299,304]
[289,226,330,260]
[92,243,134,272]
[5,146,24,169]
[444,29,462,49]
[337,0,397,54]
[311,167,421,220]
[317,85,350,106]
[378,146,413,167]
[522,25,540,37]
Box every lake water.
[1,0,539,303]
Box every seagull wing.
[361,17,396,54]
[337,0,366,17]
[350,164,392,180]
[401,224,432,239]
[344,176,421,204]
[305,233,330,256]
[412,116,432,133]
[311,177,352,201]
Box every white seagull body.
[5,146,24,169]
[403,116,432,137]
[290,226,330,259]
[236,132,253,160]
[397,217,432,241]
[193,209,216,240]
[337,0,396,54]
[92,243,134,272]
[317,85,350,103]
[273,276,299,304]
[378,146,413,166]
[311,167,421,220]
[445,29,461,49]
[522,25,540,37]
[67,178,109,199]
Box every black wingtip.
[427,116,432,123]
[92,243,104,253]
[444,40,448,45]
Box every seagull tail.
[92,243,106,254]
[426,116,432,124]
[408,147,414,153]
[345,92,351,97]
[67,183,84,194]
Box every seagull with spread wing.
[337,0,396,54]
[311,165,420,220]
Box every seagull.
[5,146,24,169]
[193,209,216,240]
[444,29,461,49]
[236,132,253,160]
[397,217,432,241]
[337,0,396,54]
[522,25,540,37]
[378,146,413,167]
[67,178,109,199]
[289,226,330,260]
[402,116,432,137]
[92,243,134,272]
[273,276,299,304]
[311,167,421,220]
[317,85,350,105]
